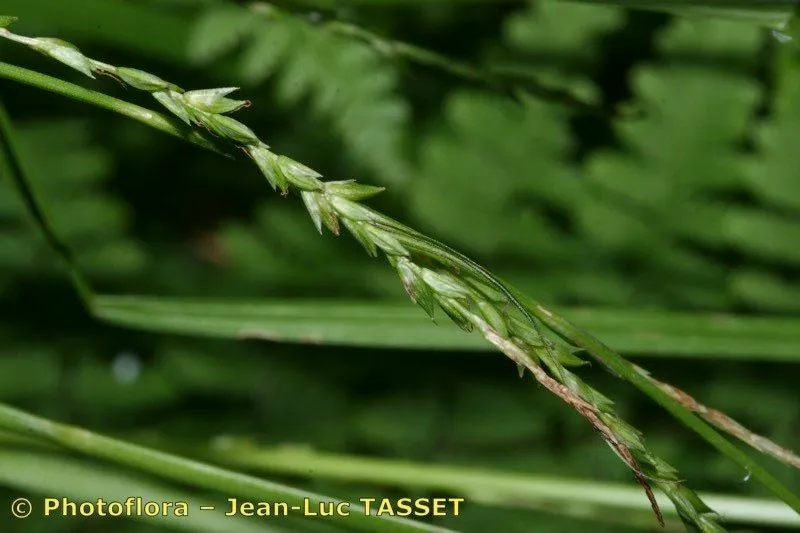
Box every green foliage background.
[0,0,798,532]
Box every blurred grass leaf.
[1,7,800,528]
[0,449,281,533]
[202,442,800,529]
[0,404,459,533]
[91,296,800,361]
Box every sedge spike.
[4,23,792,531]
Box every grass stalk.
[0,60,223,154]
[201,442,800,529]
[248,2,619,117]
[1,20,798,530]
[0,449,280,533]
[2,431,793,529]
[559,0,796,28]
[0,404,455,533]
[86,296,800,361]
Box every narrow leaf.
[204,443,800,529]
[512,290,800,514]
[87,296,800,361]
[0,404,456,533]
[0,450,276,533]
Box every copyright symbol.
[11,498,32,518]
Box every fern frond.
[502,0,626,103]
[746,56,800,213]
[407,1,631,304]
[729,48,800,311]
[410,91,578,257]
[188,3,257,65]
[0,26,726,530]
[4,20,800,528]
[580,18,763,308]
[0,118,145,278]
[188,3,410,184]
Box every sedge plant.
[0,14,799,532]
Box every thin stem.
[0,403,455,533]
[201,443,800,529]
[4,427,793,529]
[638,369,800,469]
[255,2,622,118]
[1,22,798,526]
[563,0,796,9]
[514,290,800,512]
[560,0,794,27]
[0,61,226,156]
[0,102,93,305]
[0,449,282,533]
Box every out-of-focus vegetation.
[0,0,798,532]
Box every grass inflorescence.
[1,17,799,531]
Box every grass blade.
[560,0,793,28]
[0,403,457,533]
[94,295,800,361]
[2,35,798,525]
[514,290,800,514]
[0,449,280,533]
[0,63,225,155]
[200,442,800,529]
